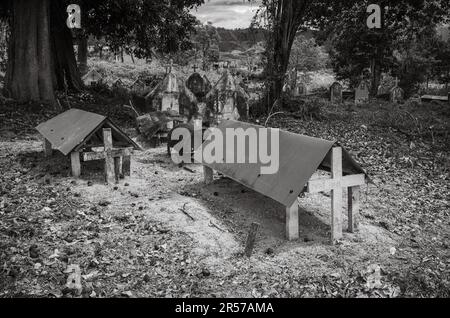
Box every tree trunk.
[370,57,382,97]
[266,0,307,110]
[5,0,54,102]
[76,2,87,76]
[4,0,82,103]
[77,37,88,76]
[50,0,82,91]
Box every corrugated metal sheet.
[201,120,366,207]
[36,109,140,156]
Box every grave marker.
[295,83,307,97]
[330,82,343,103]
[82,129,133,184]
[355,80,370,105]
[390,78,404,103]
[82,69,102,87]
[36,109,140,184]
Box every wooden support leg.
[286,202,299,241]
[348,186,360,233]
[43,138,52,157]
[117,157,124,179]
[70,152,81,178]
[103,129,116,184]
[122,156,131,177]
[114,157,121,184]
[331,187,343,242]
[203,166,214,184]
[331,147,343,243]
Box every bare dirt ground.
[0,99,449,298]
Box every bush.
[282,95,324,120]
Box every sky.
[191,0,262,29]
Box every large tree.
[253,0,449,109]
[253,0,357,109]
[328,0,450,96]
[0,0,203,104]
[3,0,81,103]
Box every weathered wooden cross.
[70,128,133,184]
[306,147,365,242]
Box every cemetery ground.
[0,89,449,298]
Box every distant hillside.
[212,27,266,52]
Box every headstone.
[207,69,243,121]
[330,82,343,103]
[390,78,404,103]
[160,63,180,114]
[82,69,102,87]
[355,80,370,105]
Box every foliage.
[79,0,204,59]
[0,0,204,60]
[282,95,324,120]
[327,0,450,95]
[191,22,220,65]
[289,34,329,72]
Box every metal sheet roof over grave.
[201,120,367,207]
[36,108,140,156]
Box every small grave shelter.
[201,120,368,242]
[82,69,102,86]
[205,69,249,121]
[36,109,141,183]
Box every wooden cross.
[306,147,365,243]
[166,59,174,74]
[70,128,133,184]
[394,77,399,87]
[193,65,198,73]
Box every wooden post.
[244,222,260,257]
[122,156,131,177]
[331,147,343,243]
[286,202,299,241]
[71,151,81,178]
[43,138,52,157]
[103,129,116,184]
[204,166,214,184]
[114,157,121,183]
[348,186,360,233]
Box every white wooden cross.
[306,147,365,243]
[70,128,133,184]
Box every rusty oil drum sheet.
[201,120,336,207]
[36,109,106,156]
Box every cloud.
[191,0,261,29]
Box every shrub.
[282,95,325,120]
